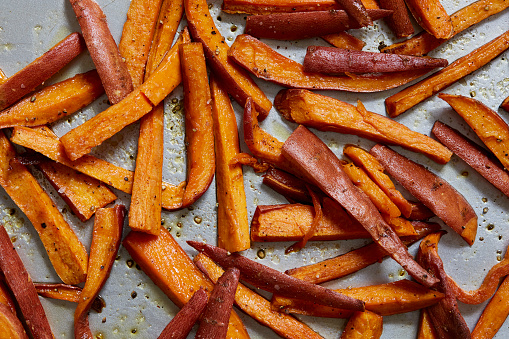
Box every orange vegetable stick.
[211,77,250,252]
[321,32,366,50]
[221,0,379,14]
[0,70,104,128]
[340,310,383,339]
[229,34,432,92]
[0,303,28,339]
[122,228,250,339]
[417,309,439,339]
[0,279,16,314]
[404,0,453,39]
[0,32,85,111]
[35,283,82,303]
[194,253,324,339]
[385,29,509,117]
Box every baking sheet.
[0,0,508,338]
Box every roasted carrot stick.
[340,310,383,339]
[69,0,133,104]
[379,0,414,38]
[221,0,379,14]
[0,32,85,111]
[0,303,28,339]
[404,0,453,39]
[321,32,365,50]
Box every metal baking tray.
[0,0,508,337]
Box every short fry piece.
[340,310,383,339]
[321,32,365,50]
[404,0,453,39]
[35,283,81,303]
[0,303,28,339]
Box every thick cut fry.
[0,32,85,111]
[9,126,185,210]
[0,131,88,285]
[404,0,453,39]
[272,280,444,317]
[222,0,379,14]
[60,29,190,161]
[0,303,28,339]
[194,253,324,339]
[244,10,390,40]
[188,241,365,311]
[382,0,509,56]
[0,70,104,128]
[0,226,54,339]
[370,144,478,245]
[417,309,439,339]
[185,0,272,120]
[211,77,250,252]
[38,160,116,221]
[385,29,509,117]
[285,221,440,284]
[122,228,250,339]
[340,310,383,339]
[281,126,438,287]
[74,205,125,339]
[180,43,215,207]
[321,32,365,50]
[70,0,133,104]
[229,34,432,92]
[379,0,414,38]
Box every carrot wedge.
[0,32,85,111]
[194,253,324,339]
[0,226,54,339]
[340,310,383,339]
[281,126,438,287]
[122,228,250,339]
[385,29,509,117]
[370,144,478,245]
[229,34,432,92]
[187,241,365,311]
[404,0,453,39]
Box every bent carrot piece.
[194,253,324,339]
[417,309,439,339]
[70,0,133,104]
[74,205,125,339]
[340,310,383,339]
[281,126,438,287]
[188,241,365,311]
[272,280,444,317]
[0,70,104,128]
[211,77,250,252]
[185,0,272,120]
[0,280,16,314]
[379,0,414,38]
[229,34,431,92]
[9,126,185,210]
[122,228,250,339]
[285,221,441,284]
[158,288,208,339]
[382,0,509,56]
[404,0,453,39]
[274,89,452,164]
[0,226,54,339]
[385,29,509,117]
[0,32,85,111]
[0,303,28,339]
[180,43,215,207]
[222,0,379,14]
[321,32,365,50]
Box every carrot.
[370,144,478,246]
[303,46,448,74]
[385,29,509,117]
[187,241,365,311]
[158,288,208,339]
[69,0,133,104]
[417,309,439,339]
[0,70,104,128]
[244,9,390,40]
[321,32,366,50]
[0,32,85,111]
[229,34,431,92]
[0,303,28,339]
[378,0,414,38]
[281,126,438,287]
[0,226,54,339]
[340,310,383,339]
[404,0,453,39]
[221,0,379,14]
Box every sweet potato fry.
[502,95,509,112]
[409,201,435,221]
[382,0,509,56]
[229,35,431,92]
[221,0,379,14]
[281,126,438,287]
[321,32,366,50]
[285,221,441,284]
[0,32,85,111]
[158,288,208,339]
[244,9,390,40]
[0,280,16,314]
[271,279,444,317]
[385,29,509,117]
[0,303,28,339]
[69,0,133,104]
[404,0,453,39]
[185,0,272,120]
[0,70,104,128]
[194,253,324,339]
[370,144,478,245]
[340,310,383,339]
[34,283,82,303]
[303,47,448,74]
[336,0,373,27]
[379,0,414,38]
[122,228,250,339]
[211,77,250,252]
[274,89,451,163]
[74,205,125,339]
[417,309,439,339]
[187,241,365,311]
[262,167,314,203]
[0,226,54,338]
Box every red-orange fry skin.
[379,0,414,38]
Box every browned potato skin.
[370,144,478,246]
